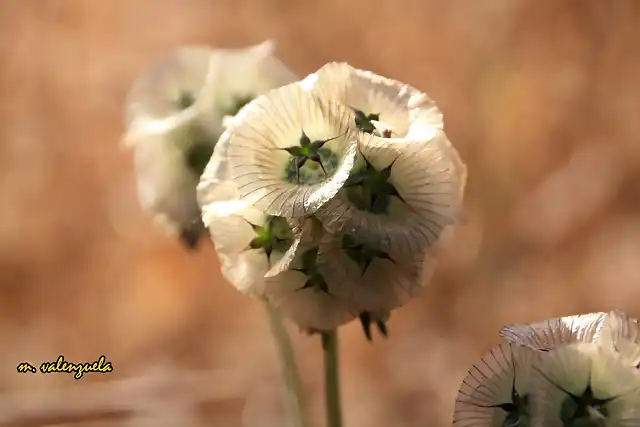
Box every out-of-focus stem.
[264,300,308,427]
[321,329,343,427]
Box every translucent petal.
[315,130,465,254]
[305,62,444,137]
[261,268,358,332]
[226,83,359,219]
[453,343,534,427]
[601,310,640,367]
[198,40,298,120]
[529,343,640,427]
[129,117,211,240]
[316,231,427,312]
[499,312,607,351]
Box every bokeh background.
[1,0,640,426]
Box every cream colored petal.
[315,130,464,255]
[453,343,534,427]
[226,83,359,219]
[316,231,426,312]
[125,46,214,129]
[306,62,444,137]
[196,130,233,209]
[600,310,640,367]
[529,343,640,427]
[262,269,358,332]
[499,312,607,351]
[129,118,212,242]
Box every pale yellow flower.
[529,343,640,427]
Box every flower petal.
[125,46,214,130]
[315,130,465,254]
[129,116,213,245]
[201,190,295,295]
[303,62,444,137]
[453,343,534,427]
[198,40,298,120]
[226,83,359,219]
[499,312,608,351]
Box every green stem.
[321,330,343,427]
[264,300,307,427]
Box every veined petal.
[302,62,443,137]
[601,310,640,368]
[453,343,535,427]
[201,187,295,295]
[499,312,607,351]
[226,83,359,219]
[260,245,359,331]
[315,130,464,254]
[529,343,640,427]
[315,230,426,312]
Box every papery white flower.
[529,343,640,427]
[123,42,297,248]
[225,82,359,219]
[499,312,608,351]
[453,343,534,427]
[260,243,359,332]
[314,131,464,253]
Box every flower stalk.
[265,300,308,427]
[322,329,343,427]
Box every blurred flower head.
[123,41,297,248]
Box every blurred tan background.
[1,0,640,426]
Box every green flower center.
[354,109,380,134]
[222,95,253,117]
[185,142,214,177]
[283,130,341,185]
[344,154,404,215]
[559,384,612,427]
[293,246,331,294]
[246,215,293,265]
[495,394,530,427]
[176,91,195,110]
[341,234,394,276]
